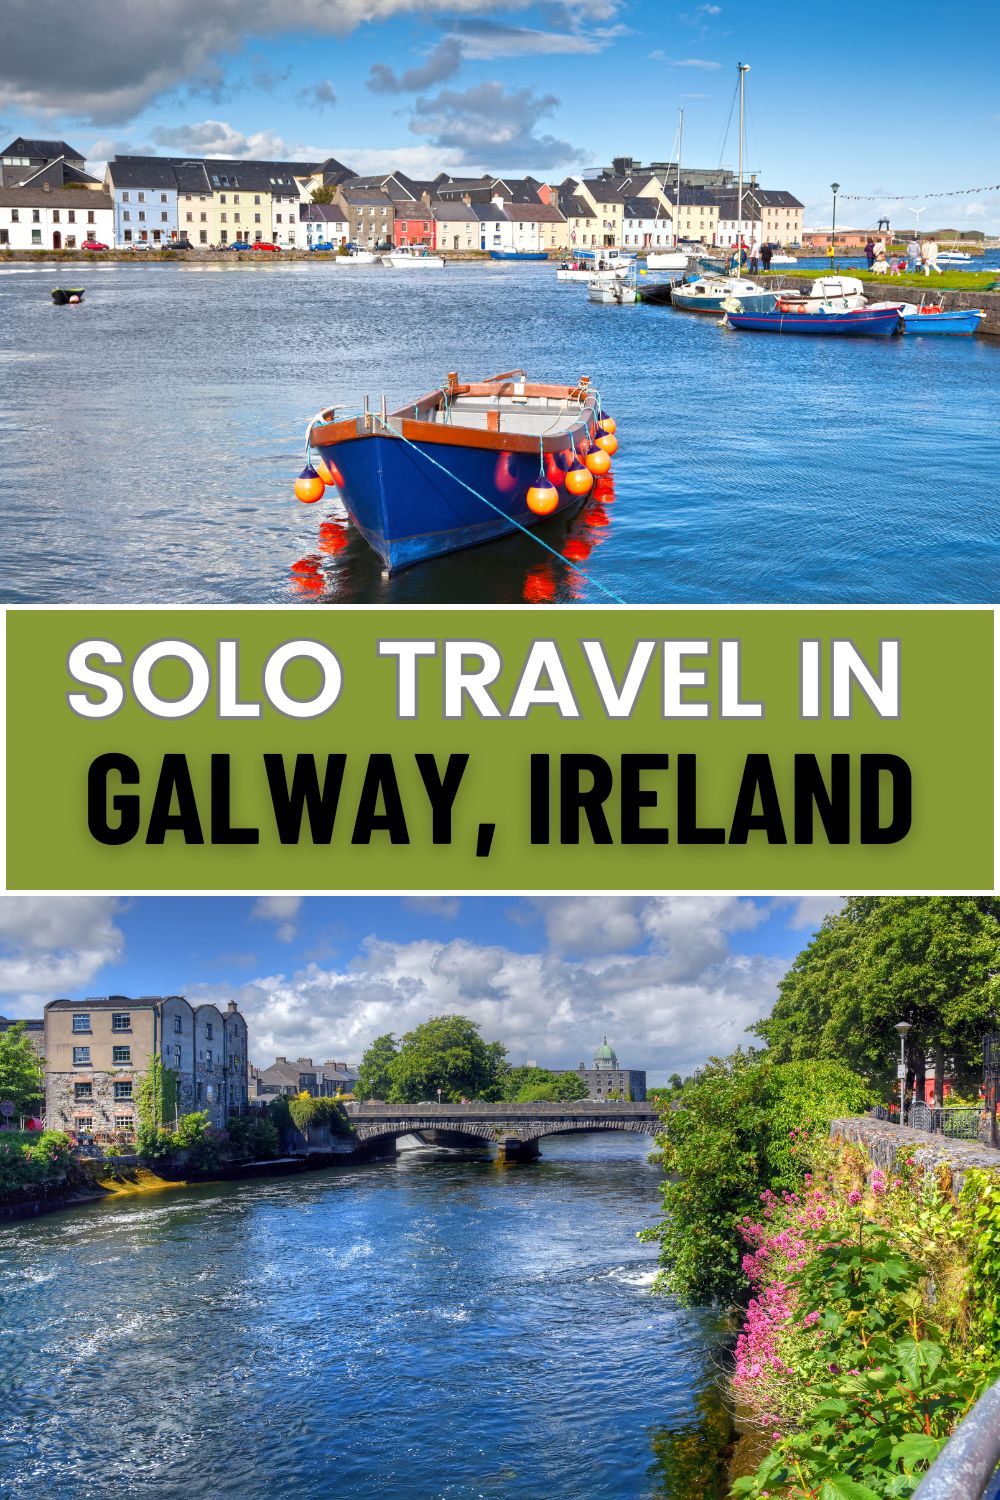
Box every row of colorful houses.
[0,136,805,253]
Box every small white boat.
[645,249,689,270]
[773,275,867,312]
[383,247,445,269]
[556,248,633,282]
[937,251,973,265]
[588,274,638,304]
[671,275,775,314]
[332,249,380,265]
[769,253,798,266]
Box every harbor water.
[0,1134,721,1500]
[1,258,997,604]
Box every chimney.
[227,1000,238,1014]
[275,1056,286,1064]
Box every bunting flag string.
[840,185,1000,201]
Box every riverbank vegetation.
[647,898,1000,1498]
[0,1022,44,1118]
[0,1129,74,1197]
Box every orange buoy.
[494,451,519,493]
[585,447,612,476]
[595,433,618,456]
[599,415,617,435]
[526,475,560,516]
[564,461,594,497]
[313,455,343,488]
[294,465,326,504]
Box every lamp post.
[830,182,840,271]
[437,1088,442,1107]
[895,1020,912,1122]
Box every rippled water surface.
[1,258,997,603]
[0,1135,719,1500]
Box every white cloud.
[783,896,845,931]
[409,81,586,171]
[0,898,125,1004]
[150,120,302,158]
[251,895,302,943]
[402,897,462,919]
[662,57,721,69]
[448,20,624,59]
[189,898,785,1081]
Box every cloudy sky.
[0,896,842,1081]
[1,1,998,228]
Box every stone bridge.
[344,1100,662,1161]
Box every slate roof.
[622,197,668,220]
[580,176,628,203]
[172,160,212,194]
[300,203,350,222]
[561,195,598,218]
[46,994,181,1011]
[0,187,113,209]
[338,186,394,207]
[470,202,505,221]
[2,137,84,161]
[430,200,477,222]
[15,158,100,189]
[503,202,565,222]
[107,156,180,190]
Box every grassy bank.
[762,266,998,293]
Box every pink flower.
[847,1190,861,1206]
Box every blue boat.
[725,306,901,336]
[671,276,776,314]
[895,303,986,336]
[489,250,549,262]
[308,370,604,572]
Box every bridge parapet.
[344,1099,661,1147]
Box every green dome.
[593,1036,618,1068]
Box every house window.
[75,1116,94,1132]
[160,212,168,222]
[152,230,161,242]
[254,195,260,204]
[234,212,240,223]
[138,211,145,221]
[68,210,75,223]
[205,1049,213,1066]
[205,1023,213,1040]
[254,214,260,224]
[73,1046,90,1064]
[122,192,130,202]
[220,213,226,223]
[234,194,240,204]
[0,229,6,245]
[200,212,206,222]
[186,212,193,223]
[10,210,18,222]
[138,192,145,202]
[74,1082,93,1100]
[173,1015,182,1034]
[160,193,167,203]
[123,210,130,221]
[220,230,228,243]
[52,209,60,223]
[32,209,40,223]
[113,1081,133,1101]
[112,1013,130,1032]
[124,229,132,242]
[112,1046,131,1065]
[72,1014,91,1033]
[114,1115,134,1132]
[172,1043,182,1065]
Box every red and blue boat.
[305,370,608,573]
[724,306,901,336]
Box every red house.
[395,210,435,248]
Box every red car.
[251,241,281,252]
[81,240,109,251]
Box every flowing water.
[0,1134,723,1500]
[0,259,997,604]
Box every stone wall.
[831,1116,1000,1195]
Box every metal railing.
[870,1104,984,1140]
[913,1377,1000,1498]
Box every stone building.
[0,1015,45,1058]
[44,995,248,1139]
[253,1056,358,1098]
[568,1038,647,1101]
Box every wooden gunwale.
[310,379,598,454]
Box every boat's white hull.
[557,265,629,283]
[645,251,688,270]
[937,254,972,265]
[333,252,379,265]
[383,253,445,269]
[770,254,797,266]
[588,283,638,304]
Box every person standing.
[906,236,920,273]
[761,243,773,272]
[865,237,876,269]
[922,238,942,275]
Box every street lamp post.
[895,1020,912,1123]
[437,1088,442,1107]
[830,182,840,272]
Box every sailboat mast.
[737,62,750,237]
[675,107,684,247]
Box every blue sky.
[1,0,998,229]
[0,896,842,1081]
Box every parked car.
[81,240,108,251]
[126,242,150,251]
[252,242,280,252]
[172,238,194,250]
[310,241,336,252]
[229,241,252,251]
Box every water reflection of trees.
[647,1378,733,1499]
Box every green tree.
[309,184,336,204]
[641,1051,873,1305]
[755,897,1000,1097]
[355,1033,398,1100]
[501,1066,588,1102]
[136,1054,178,1131]
[382,1015,509,1103]
[0,1024,44,1117]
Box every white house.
[300,203,350,248]
[0,185,115,250]
[621,196,673,249]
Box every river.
[0,258,997,604]
[0,1134,721,1500]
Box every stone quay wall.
[831,1115,1000,1195]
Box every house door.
[52,231,62,250]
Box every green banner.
[4,607,993,891]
